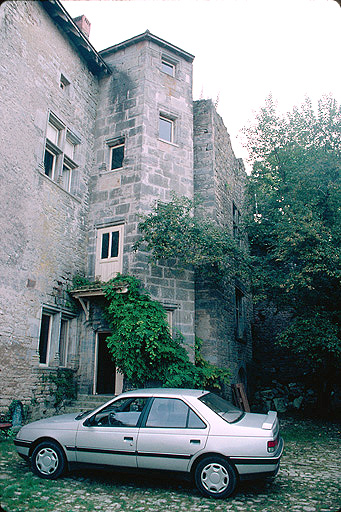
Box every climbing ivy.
[101,274,229,390]
[134,193,250,290]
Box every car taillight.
[267,437,279,453]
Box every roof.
[100,30,195,63]
[40,0,111,76]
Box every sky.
[61,0,341,166]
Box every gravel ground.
[0,418,340,512]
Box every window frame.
[58,317,69,367]
[86,397,148,428]
[144,397,207,429]
[106,137,125,171]
[98,227,122,262]
[233,202,241,240]
[235,287,246,342]
[161,58,175,77]
[38,312,52,366]
[159,115,174,143]
[43,112,80,193]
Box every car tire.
[194,456,237,499]
[31,441,66,479]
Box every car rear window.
[199,393,244,423]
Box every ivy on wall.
[73,274,229,390]
[103,275,229,389]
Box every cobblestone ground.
[0,419,340,512]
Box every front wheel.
[194,456,237,499]
[31,441,66,479]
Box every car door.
[136,397,209,472]
[75,397,148,468]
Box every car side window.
[145,398,206,428]
[90,398,147,427]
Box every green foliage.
[278,312,340,366]
[243,95,341,375]
[102,274,228,390]
[134,193,249,288]
[44,369,77,408]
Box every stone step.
[62,395,114,415]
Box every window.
[60,74,70,91]
[145,398,206,429]
[43,113,79,193]
[89,398,148,427]
[235,287,246,341]
[44,148,57,180]
[106,137,125,170]
[161,58,175,77]
[59,318,69,367]
[110,144,124,170]
[100,230,120,260]
[233,202,241,240]
[95,225,124,281]
[159,116,174,143]
[199,393,243,423]
[38,313,52,365]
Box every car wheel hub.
[201,463,229,494]
[36,448,58,475]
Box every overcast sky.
[61,0,341,165]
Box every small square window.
[161,59,175,77]
[110,144,124,170]
[60,74,70,91]
[159,116,174,143]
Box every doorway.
[96,333,115,394]
[95,333,124,395]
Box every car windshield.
[199,393,244,423]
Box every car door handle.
[124,437,134,442]
[190,439,201,444]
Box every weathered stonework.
[0,0,251,416]
[193,100,252,390]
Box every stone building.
[0,0,251,415]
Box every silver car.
[14,388,283,498]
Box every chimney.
[73,15,91,39]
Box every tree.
[243,95,341,396]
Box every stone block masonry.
[0,1,252,412]
[193,100,252,387]
[0,0,99,412]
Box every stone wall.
[76,36,197,392]
[0,1,99,411]
[193,100,252,387]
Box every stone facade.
[0,0,251,416]
[193,100,252,389]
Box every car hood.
[21,413,80,430]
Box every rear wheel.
[31,441,66,479]
[194,456,237,499]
